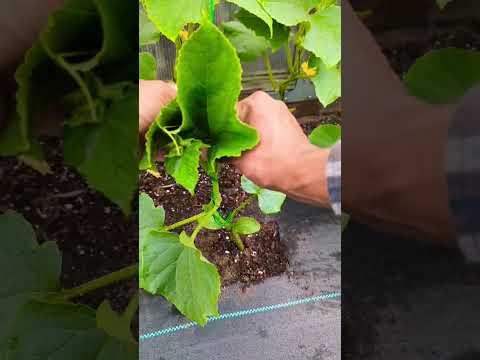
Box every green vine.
[60,264,139,301]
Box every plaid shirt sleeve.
[327,141,341,215]
[446,86,480,263]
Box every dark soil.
[138,113,334,287]
[299,109,341,135]
[0,137,137,313]
[139,162,289,287]
[342,22,480,360]
[380,26,480,78]
[342,222,480,360]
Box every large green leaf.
[226,0,273,36]
[64,86,138,214]
[404,48,480,104]
[139,52,157,80]
[165,139,208,194]
[1,0,137,214]
[143,0,212,42]
[0,211,61,349]
[312,60,341,107]
[140,230,221,325]
[309,124,341,148]
[96,301,136,343]
[38,0,136,127]
[5,300,137,360]
[0,0,136,156]
[0,213,137,358]
[0,44,48,155]
[175,21,259,164]
[235,9,290,52]
[303,5,341,68]
[40,0,136,72]
[261,0,319,26]
[140,7,161,46]
[241,176,286,214]
[139,193,165,238]
[223,21,270,62]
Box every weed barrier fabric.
[343,221,480,359]
[140,200,341,360]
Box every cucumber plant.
[139,0,341,325]
[0,1,140,356]
[141,0,341,105]
[0,211,138,359]
[0,0,138,214]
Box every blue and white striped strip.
[140,292,341,341]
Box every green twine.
[210,0,215,22]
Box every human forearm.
[344,96,456,246]
[279,144,332,208]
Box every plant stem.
[231,231,245,251]
[191,168,222,243]
[55,57,97,123]
[191,192,221,243]
[191,222,203,243]
[278,74,299,100]
[229,194,255,221]
[263,52,277,92]
[293,24,306,71]
[174,37,182,82]
[163,212,205,231]
[285,43,294,73]
[61,264,138,300]
[161,128,181,155]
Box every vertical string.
[210,0,215,23]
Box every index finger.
[139,80,176,135]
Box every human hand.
[342,0,456,245]
[233,91,331,207]
[139,80,177,136]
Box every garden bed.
[140,163,289,286]
[139,112,339,288]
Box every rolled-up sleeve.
[446,86,480,263]
[327,141,341,215]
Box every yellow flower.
[301,62,317,77]
[179,30,189,41]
